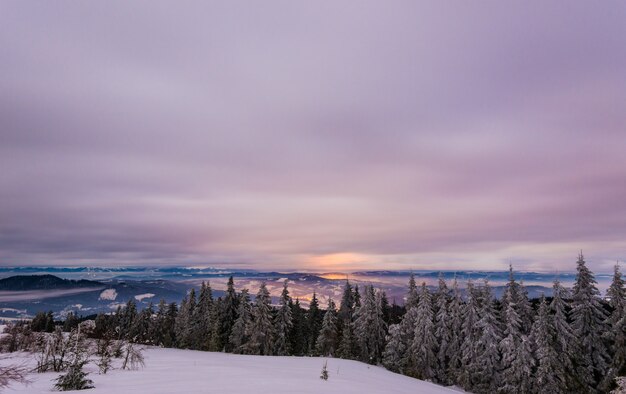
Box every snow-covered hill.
[1,347,460,393]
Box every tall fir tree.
[550,278,580,392]
[230,289,251,354]
[273,280,293,356]
[446,277,463,383]
[248,282,274,355]
[221,276,239,352]
[306,292,323,353]
[407,283,437,380]
[531,295,568,394]
[473,281,502,393]
[354,285,387,364]
[571,253,610,392]
[603,263,626,390]
[316,298,338,357]
[458,280,480,390]
[434,275,452,384]
[382,323,405,373]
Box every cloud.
[1,1,626,271]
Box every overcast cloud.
[1,1,626,271]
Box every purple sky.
[1,2,626,272]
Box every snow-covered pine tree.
[316,298,338,357]
[517,281,534,335]
[273,280,293,356]
[248,282,275,355]
[407,283,437,380]
[446,277,463,383]
[354,285,361,309]
[230,289,251,354]
[406,273,419,309]
[383,323,405,373]
[195,281,214,350]
[433,274,451,384]
[571,252,610,391]
[531,295,568,394]
[472,281,502,393]
[221,276,239,352]
[307,292,323,353]
[174,293,193,349]
[337,280,356,359]
[354,285,386,364]
[458,280,480,390]
[289,299,307,355]
[550,278,579,391]
[603,263,626,391]
[397,274,421,371]
[499,275,524,393]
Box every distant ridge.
[0,274,103,291]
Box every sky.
[1,1,626,272]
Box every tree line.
[30,253,626,393]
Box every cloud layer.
[2,1,626,271]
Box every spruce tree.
[433,275,451,384]
[407,283,437,380]
[307,292,323,353]
[531,295,568,394]
[603,263,626,390]
[382,323,405,373]
[571,253,610,391]
[458,280,480,390]
[273,280,293,356]
[473,281,502,393]
[406,273,419,309]
[550,279,579,391]
[289,299,307,355]
[221,276,239,352]
[230,289,251,354]
[354,285,386,364]
[499,275,524,393]
[446,277,463,383]
[248,282,274,355]
[316,298,338,357]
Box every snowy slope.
[0,347,459,394]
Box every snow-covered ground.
[0,347,459,393]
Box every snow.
[0,347,459,394]
[134,293,155,301]
[98,289,118,301]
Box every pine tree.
[273,280,293,356]
[289,299,307,355]
[571,252,610,391]
[406,273,419,309]
[604,263,626,390]
[221,276,239,352]
[307,292,323,353]
[499,275,524,393]
[550,278,579,391]
[531,295,568,394]
[316,298,338,357]
[337,280,356,359]
[458,280,480,390]
[230,289,251,354]
[354,285,386,364]
[175,289,196,349]
[473,281,502,393]
[406,283,437,380]
[433,275,451,384]
[382,323,405,373]
[517,281,534,335]
[248,282,274,355]
[446,277,463,383]
[195,281,214,350]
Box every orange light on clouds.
[306,252,368,272]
